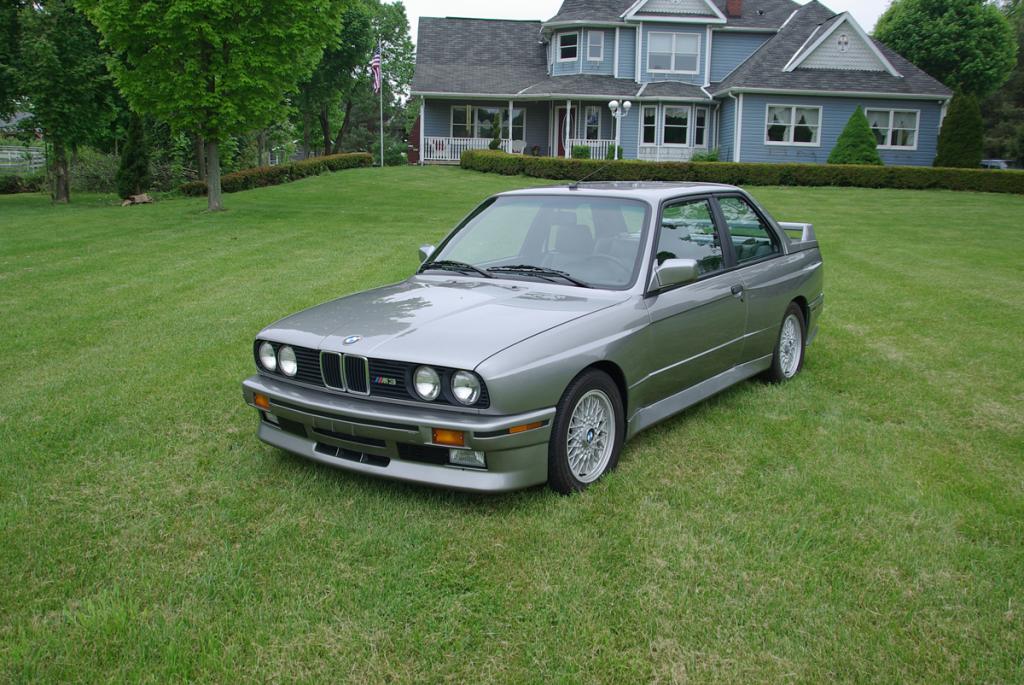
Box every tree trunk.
[301,112,312,158]
[332,99,355,154]
[205,139,223,211]
[319,105,333,156]
[195,135,207,181]
[257,129,268,166]
[52,140,70,204]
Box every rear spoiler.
[778,222,818,252]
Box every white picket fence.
[0,146,45,174]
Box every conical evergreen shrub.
[116,114,150,199]
[934,94,984,168]
[828,107,883,165]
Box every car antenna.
[568,163,611,190]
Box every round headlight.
[413,366,441,401]
[278,345,298,377]
[258,341,277,371]
[451,370,482,405]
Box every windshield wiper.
[487,264,592,288]
[419,260,493,278]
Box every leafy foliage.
[116,113,149,198]
[604,145,625,160]
[690,148,720,162]
[571,145,591,159]
[935,94,985,167]
[179,152,371,195]
[0,0,26,117]
[875,0,1017,98]
[828,107,883,166]
[982,3,1024,157]
[460,149,1024,194]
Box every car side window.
[717,196,781,264]
[655,199,724,276]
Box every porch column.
[508,99,514,149]
[565,99,571,158]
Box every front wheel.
[766,302,806,383]
[547,370,624,494]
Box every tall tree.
[875,0,1017,99]
[80,0,345,211]
[983,2,1024,157]
[17,1,113,202]
[116,112,148,198]
[0,1,26,117]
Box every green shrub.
[0,174,23,194]
[571,145,591,159]
[374,138,407,167]
[604,145,625,160]
[935,94,984,168]
[70,148,120,193]
[691,148,720,162]
[116,114,151,198]
[828,107,882,165]
[459,149,1024,194]
[180,152,373,196]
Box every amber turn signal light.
[508,421,544,434]
[253,393,271,410]
[432,428,465,447]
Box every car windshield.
[425,195,650,289]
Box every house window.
[694,107,708,147]
[587,31,604,61]
[663,106,689,145]
[450,106,525,140]
[765,105,821,146]
[866,109,919,149]
[647,32,700,74]
[585,106,601,140]
[558,33,578,61]
[642,106,657,144]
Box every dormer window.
[587,31,604,61]
[647,32,700,74]
[558,32,578,62]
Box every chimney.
[726,0,743,18]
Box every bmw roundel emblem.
[343,335,362,345]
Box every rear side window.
[655,199,724,276]
[717,196,781,264]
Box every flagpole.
[378,39,385,168]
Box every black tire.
[765,302,806,383]
[547,369,625,494]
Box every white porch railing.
[638,146,699,162]
[424,137,517,163]
[567,139,616,159]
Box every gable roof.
[713,1,951,98]
[544,0,799,29]
[783,12,900,76]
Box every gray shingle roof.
[545,0,800,29]
[546,0,630,25]
[640,82,710,99]
[519,75,643,97]
[713,1,952,97]
[411,17,547,95]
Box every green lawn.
[1,167,1022,682]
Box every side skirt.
[626,354,772,439]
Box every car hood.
[259,276,630,369]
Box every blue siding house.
[411,0,952,165]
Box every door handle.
[731,284,744,298]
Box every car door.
[712,194,786,362]
[640,196,747,403]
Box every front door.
[555,107,577,157]
[640,197,747,403]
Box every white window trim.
[661,105,692,147]
[449,105,472,138]
[450,105,526,140]
[763,104,823,147]
[587,31,604,62]
[640,104,659,146]
[584,105,603,140]
[865,108,920,151]
[646,31,701,75]
[558,32,579,62]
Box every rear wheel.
[766,302,806,383]
[547,370,624,494]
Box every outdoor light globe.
[623,100,632,112]
[451,371,482,405]
[608,99,619,112]
[414,366,441,401]
[278,345,298,377]
[258,341,277,371]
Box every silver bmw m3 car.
[242,182,824,493]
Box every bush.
[935,94,984,168]
[690,148,720,162]
[374,139,407,167]
[180,152,372,196]
[828,107,882,165]
[117,114,151,198]
[460,149,1024,194]
[0,171,45,194]
[604,145,625,160]
[69,148,120,193]
[571,145,591,159]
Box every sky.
[402,0,893,44]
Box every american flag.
[370,43,382,94]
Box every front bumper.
[241,375,554,492]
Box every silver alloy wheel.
[566,389,615,483]
[779,313,802,378]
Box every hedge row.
[180,152,373,196]
[460,150,1024,194]
[0,173,45,195]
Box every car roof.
[497,181,741,202]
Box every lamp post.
[608,99,632,160]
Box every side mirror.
[651,258,700,290]
[418,244,436,263]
